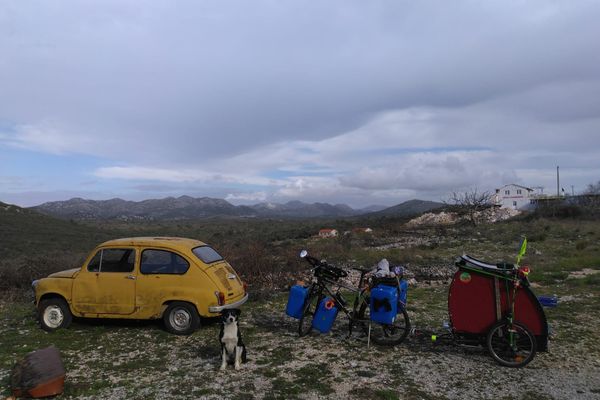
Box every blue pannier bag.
[370,285,398,324]
[286,285,309,319]
[312,297,338,333]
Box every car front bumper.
[209,292,249,313]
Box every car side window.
[87,251,101,272]
[87,249,135,273]
[140,249,190,275]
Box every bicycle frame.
[305,271,371,336]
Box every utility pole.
[556,166,560,197]
[571,185,575,196]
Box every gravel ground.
[1,285,599,400]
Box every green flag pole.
[516,237,527,265]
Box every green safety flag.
[516,237,527,264]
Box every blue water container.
[538,295,558,308]
[399,280,408,306]
[286,285,309,319]
[370,285,398,324]
[312,297,338,333]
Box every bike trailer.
[449,255,549,351]
[286,285,309,319]
[370,285,398,324]
[312,297,339,333]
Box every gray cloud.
[3,1,600,161]
[1,1,600,206]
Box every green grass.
[2,274,600,398]
[2,210,600,397]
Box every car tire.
[163,302,200,335]
[39,298,72,331]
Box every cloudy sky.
[1,1,600,208]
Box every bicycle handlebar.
[300,252,348,279]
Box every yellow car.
[32,237,248,335]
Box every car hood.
[47,268,80,279]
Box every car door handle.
[125,275,136,280]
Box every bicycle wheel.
[357,301,411,346]
[298,285,321,337]
[486,320,537,368]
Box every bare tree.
[584,180,600,194]
[445,188,494,226]
[581,180,600,212]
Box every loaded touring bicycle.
[286,250,411,346]
[286,244,549,368]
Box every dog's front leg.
[234,346,242,370]
[220,347,227,370]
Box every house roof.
[497,184,533,191]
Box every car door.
[135,248,191,314]
[72,247,137,315]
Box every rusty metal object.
[11,346,65,398]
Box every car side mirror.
[299,250,308,258]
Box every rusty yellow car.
[32,237,248,335]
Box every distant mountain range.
[28,196,444,220]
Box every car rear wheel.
[39,298,72,331]
[163,302,200,335]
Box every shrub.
[575,241,589,251]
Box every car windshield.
[192,246,223,264]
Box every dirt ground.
[1,282,600,400]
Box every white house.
[493,184,538,210]
[318,229,339,238]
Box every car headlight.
[31,280,39,290]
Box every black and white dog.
[219,309,247,370]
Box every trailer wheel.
[486,320,536,368]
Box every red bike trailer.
[448,255,548,366]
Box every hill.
[30,196,251,220]
[31,196,361,220]
[366,199,445,217]
[0,201,111,258]
[31,196,449,221]
[250,201,357,218]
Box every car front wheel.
[163,302,200,335]
[39,298,72,331]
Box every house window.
[517,189,522,194]
[505,190,510,195]
[513,201,517,207]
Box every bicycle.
[297,250,410,346]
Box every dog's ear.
[234,309,241,317]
